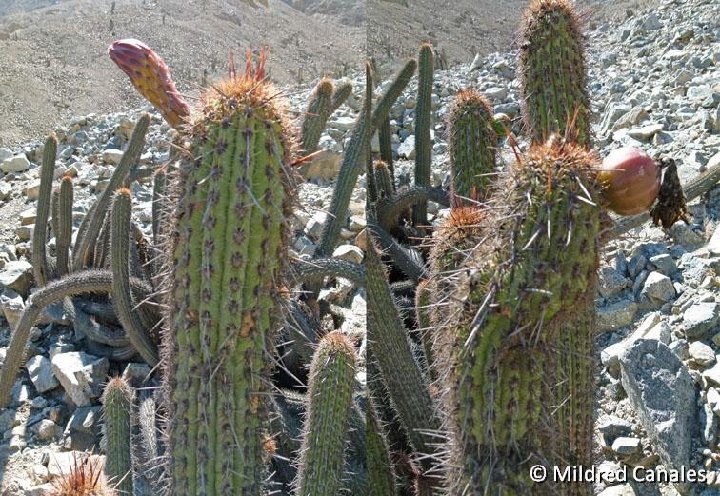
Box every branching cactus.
[162,49,296,494]
[434,138,601,494]
[295,331,357,496]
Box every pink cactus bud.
[109,39,189,128]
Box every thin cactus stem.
[378,118,395,180]
[301,77,334,154]
[291,258,365,287]
[101,376,135,495]
[72,112,150,270]
[368,222,425,281]
[56,176,73,277]
[111,188,159,366]
[412,43,433,228]
[329,80,353,113]
[377,185,449,232]
[32,134,58,287]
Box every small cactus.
[101,376,134,495]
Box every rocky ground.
[0,0,719,494]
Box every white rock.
[50,352,109,406]
[1,154,31,173]
[26,355,58,393]
[688,341,716,367]
[398,135,416,159]
[102,148,124,165]
[332,245,364,264]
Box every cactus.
[32,134,58,286]
[108,39,190,128]
[295,331,357,496]
[367,399,398,496]
[56,175,73,277]
[411,43,433,228]
[447,89,498,205]
[162,50,296,494]
[330,79,353,113]
[435,138,600,494]
[300,77,334,154]
[101,376,134,495]
[373,159,394,200]
[519,0,590,146]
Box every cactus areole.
[163,50,296,495]
[597,146,661,216]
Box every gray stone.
[611,436,641,455]
[0,148,12,162]
[0,260,33,297]
[619,339,695,488]
[397,135,416,159]
[25,179,42,200]
[683,302,720,338]
[597,414,633,445]
[101,148,124,165]
[300,150,342,182]
[598,300,638,331]
[0,154,31,173]
[598,265,631,298]
[332,245,364,264]
[627,123,664,140]
[0,181,12,201]
[25,355,58,393]
[704,361,720,387]
[613,106,650,131]
[709,224,720,256]
[688,341,716,367]
[640,271,675,303]
[305,211,329,240]
[51,351,109,406]
[702,402,718,446]
[31,419,58,442]
[0,288,24,329]
[649,254,677,275]
[121,363,152,388]
[62,408,102,451]
[627,253,647,279]
[598,485,636,496]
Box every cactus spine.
[163,52,295,494]
[295,331,356,496]
[437,139,600,494]
[412,43,433,228]
[519,0,591,146]
[101,376,134,495]
[448,89,497,205]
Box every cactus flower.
[109,39,189,128]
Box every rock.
[709,224,720,256]
[15,224,33,242]
[611,436,641,455]
[627,123,664,140]
[397,135,416,159]
[702,402,717,446]
[122,363,152,388]
[0,181,12,201]
[598,265,631,298]
[0,287,25,328]
[688,341,716,367]
[613,106,650,130]
[597,415,634,445]
[62,407,103,451]
[598,300,638,331]
[0,260,33,297]
[305,211,329,240]
[1,154,31,173]
[332,245,364,264]
[50,351,109,406]
[640,271,675,304]
[598,485,636,496]
[25,355,59,393]
[620,339,696,488]
[328,116,355,131]
[101,148,124,165]
[25,179,42,200]
[649,254,676,276]
[0,148,12,162]
[47,451,105,478]
[31,419,58,442]
[683,302,720,338]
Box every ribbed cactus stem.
[56,175,73,277]
[164,51,294,495]
[32,134,57,287]
[110,188,159,366]
[377,185,449,232]
[72,113,150,270]
[295,331,357,496]
[101,376,134,495]
[301,77,334,154]
[448,89,498,205]
[366,236,439,464]
[0,270,150,409]
[151,168,166,247]
[291,258,365,287]
[373,160,394,200]
[519,0,591,146]
[378,118,394,174]
[330,79,353,113]
[438,139,600,494]
[412,43,433,228]
[414,279,433,372]
[367,399,398,496]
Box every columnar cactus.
[435,138,600,494]
[412,43,433,227]
[300,77,334,154]
[295,331,357,496]
[519,0,591,146]
[101,376,134,495]
[447,89,498,205]
[162,50,296,494]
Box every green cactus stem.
[110,188,159,366]
[377,185,449,232]
[368,222,425,281]
[290,258,365,287]
[378,117,394,175]
[32,134,58,286]
[448,89,498,205]
[56,175,73,277]
[163,51,295,495]
[101,376,134,495]
[72,113,150,270]
[373,160,394,200]
[412,43,433,228]
[301,77,334,154]
[367,399,398,496]
[437,138,600,494]
[295,331,357,496]
[519,0,591,147]
[330,79,353,113]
